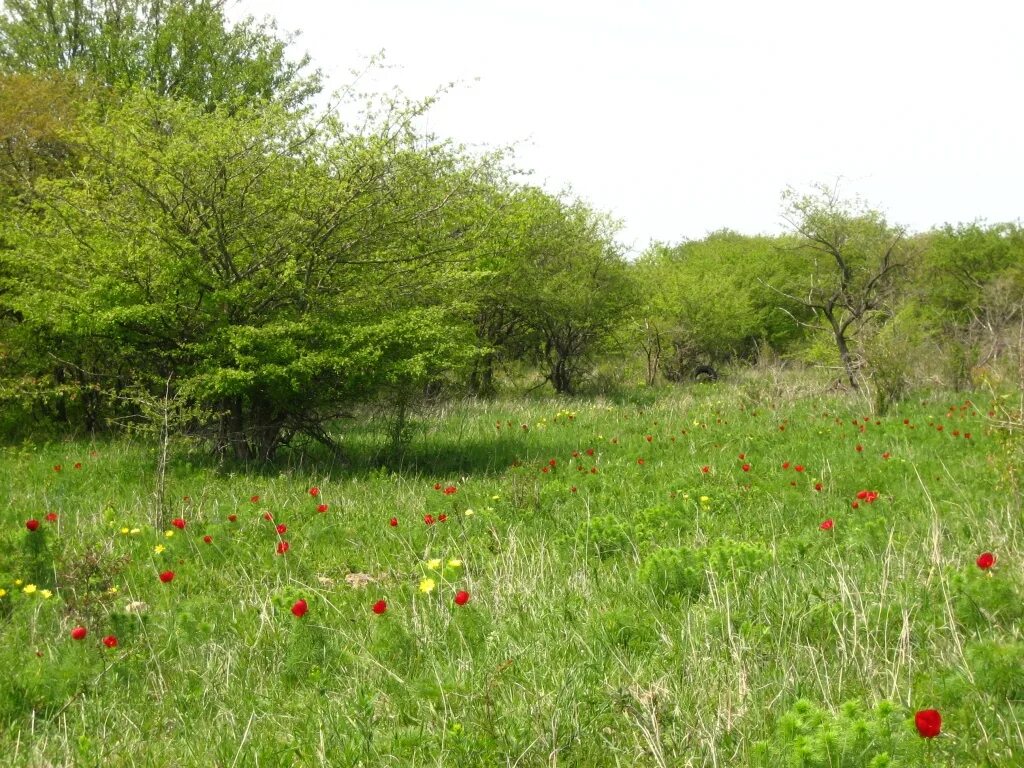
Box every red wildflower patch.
[171,518,186,530]
[424,514,435,525]
[317,504,329,513]
[372,599,387,615]
[159,570,175,583]
[70,626,87,641]
[438,514,448,523]
[434,483,442,490]
[454,590,471,606]
[45,512,58,522]
[819,518,834,531]
[794,465,804,473]
[291,599,308,618]
[444,485,457,495]
[276,524,287,535]
[102,635,118,648]
[781,461,790,469]
[25,519,39,532]
[976,552,995,569]
[309,486,320,497]
[276,541,289,555]
[914,709,941,738]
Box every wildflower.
[26,519,40,532]
[438,514,448,523]
[228,514,237,523]
[814,482,823,492]
[444,485,457,495]
[159,570,174,583]
[448,559,462,568]
[71,626,87,640]
[424,514,435,525]
[45,513,58,522]
[154,545,166,554]
[819,519,834,531]
[130,528,140,535]
[22,584,37,594]
[976,552,995,570]
[464,509,474,517]
[434,483,442,490]
[73,462,82,470]
[317,504,329,513]
[250,495,260,503]
[741,463,751,472]
[389,517,398,527]
[103,635,118,649]
[855,444,863,453]
[276,541,289,555]
[882,452,891,460]
[263,512,273,521]
[419,578,436,594]
[120,527,130,534]
[454,590,471,606]
[171,518,186,530]
[53,464,62,472]
[276,523,287,535]
[0,589,6,598]
[203,535,212,544]
[372,599,387,614]
[782,461,790,469]
[794,465,805,472]
[164,530,174,538]
[426,558,442,570]
[701,465,710,474]
[914,709,941,738]
[291,599,308,618]
[40,589,52,599]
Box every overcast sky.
[229,0,1024,253]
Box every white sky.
[229,0,1024,253]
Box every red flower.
[434,483,442,490]
[53,464,62,472]
[389,517,398,527]
[263,512,273,521]
[914,709,941,738]
[549,458,557,466]
[964,432,971,439]
[585,448,595,457]
[738,453,745,460]
[275,523,287,535]
[814,482,823,492]
[819,518,834,531]
[541,466,550,474]
[45,512,58,522]
[250,495,260,503]
[741,464,751,472]
[70,626,87,641]
[424,514,435,525]
[102,635,118,648]
[637,458,645,465]
[73,462,82,470]
[25,519,39,532]
[444,485,457,495]
[794,465,805,473]
[159,570,175,583]
[781,461,790,469]
[882,452,891,459]
[701,465,710,474]
[976,552,995,570]
[645,435,653,442]
[228,514,237,522]
[203,535,212,544]
[276,541,289,555]
[309,486,320,497]
[855,444,863,453]
[372,599,387,614]
[856,490,869,500]
[317,504,329,513]
[570,486,577,493]
[171,518,186,530]
[454,590,470,606]
[291,599,308,618]
[438,514,448,523]
[851,501,860,509]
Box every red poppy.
[53,464,62,472]
[159,570,175,583]
[309,486,320,497]
[250,495,260,503]
[794,465,804,473]
[882,452,891,460]
[372,599,387,614]
[570,486,577,493]
[645,435,653,442]
[276,524,287,535]
[434,483,442,490]
[637,458,645,465]
[851,501,860,509]
[814,483,823,492]
[914,709,941,738]
[549,458,557,466]
[782,461,790,469]
[276,541,289,555]
[102,635,118,648]
[855,444,863,453]
[263,512,273,521]
[291,599,308,618]
[70,626,87,640]
[228,514,237,522]
[438,514,448,523]
[976,552,995,569]
[541,466,550,474]
[454,590,470,606]
[424,514,435,525]
[585,448,595,457]
[741,464,751,472]
[45,512,58,522]
[819,518,834,531]
[203,535,212,544]
[171,518,186,530]
[444,485,457,495]
[73,462,82,470]
[25,519,39,532]
[964,433,971,439]
[389,517,398,527]
[317,504,329,513]
[701,465,710,474]
[738,453,745,460]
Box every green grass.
[1,384,1021,766]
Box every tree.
[778,184,915,389]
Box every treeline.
[1,2,1021,456]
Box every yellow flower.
[40,589,52,599]
[120,527,130,534]
[418,578,436,594]
[130,528,141,535]
[154,544,166,554]
[491,495,500,501]
[14,579,22,586]
[106,586,118,595]
[22,584,37,594]
[0,589,7,598]
[164,530,174,538]
[464,508,475,516]
[447,559,462,568]
[426,559,442,571]
[700,495,710,505]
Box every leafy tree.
[2,90,502,457]
[778,185,915,389]
[0,0,319,110]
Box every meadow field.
[1,381,1022,767]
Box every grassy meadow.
[1,380,1022,766]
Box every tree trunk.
[834,329,858,390]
